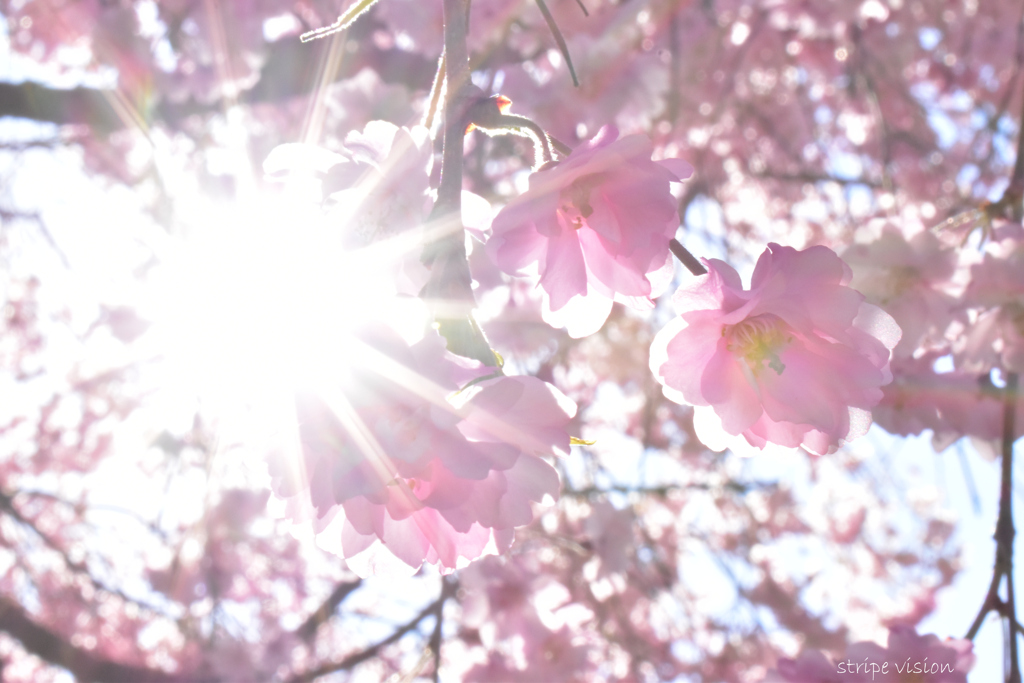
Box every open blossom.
[765,626,974,682]
[267,325,576,575]
[486,125,693,337]
[650,244,900,455]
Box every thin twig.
[300,0,380,43]
[286,595,444,683]
[535,0,579,87]
[564,481,761,499]
[0,210,71,269]
[956,442,982,515]
[1003,373,1020,682]
[422,51,447,131]
[669,238,708,276]
[428,577,455,683]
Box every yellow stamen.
[723,314,793,376]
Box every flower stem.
[669,238,707,276]
[418,0,497,367]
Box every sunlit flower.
[650,243,901,455]
[842,225,957,359]
[957,223,1024,373]
[486,125,692,337]
[264,120,435,296]
[268,325,576,575]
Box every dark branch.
[294,579,362,641]
[1003,372,1021,681]
[965,371,1020,683]
[286,595,443,683]
[0,598,183,683]
[428,577,455,683]
[535,0,579,87]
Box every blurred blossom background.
[0,0,1022,681]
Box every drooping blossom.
[842,224,957,359]
[267,324,576,575]
[764,626,974,682]
[460,555,599,683]
[650,244,900,455]
[264,120,435,296]
[874,354,1024,454]
[956,223,1024,373]
[486,125,692,337]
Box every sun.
[139,188,431,444]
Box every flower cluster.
[845,221,1024,452]
[267,324,576,575]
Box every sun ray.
[300,27,350,145]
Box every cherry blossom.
[1,0,1021,678]
[650,244,901,455]
[957,224,1024,374]
[842,225,958,359]
[486,125,692,337]
[875,354,1024,453]
[268,325,576,574]
[264,120,435,295]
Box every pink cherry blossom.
[486,125,692,337]
[875,354,1024,453]
[650,244,901,455]
[268,326,576,574]
[842,225,957,359]
[264,121,435,295]
[335,451,559,575]
[957,223,1024,373]
[459,555,598,682]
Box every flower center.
[724,314,792,375]
[559,174,602,230]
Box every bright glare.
[140,192,429,441]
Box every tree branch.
[286,594,443,683]
[427,577,455,683]
[965,372,1021,683]
[294,579,362,642]
[1003,372,1021,682]
[0,30,435,132]
[0,598,183,683]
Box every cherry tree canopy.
[0,0,1020,680]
